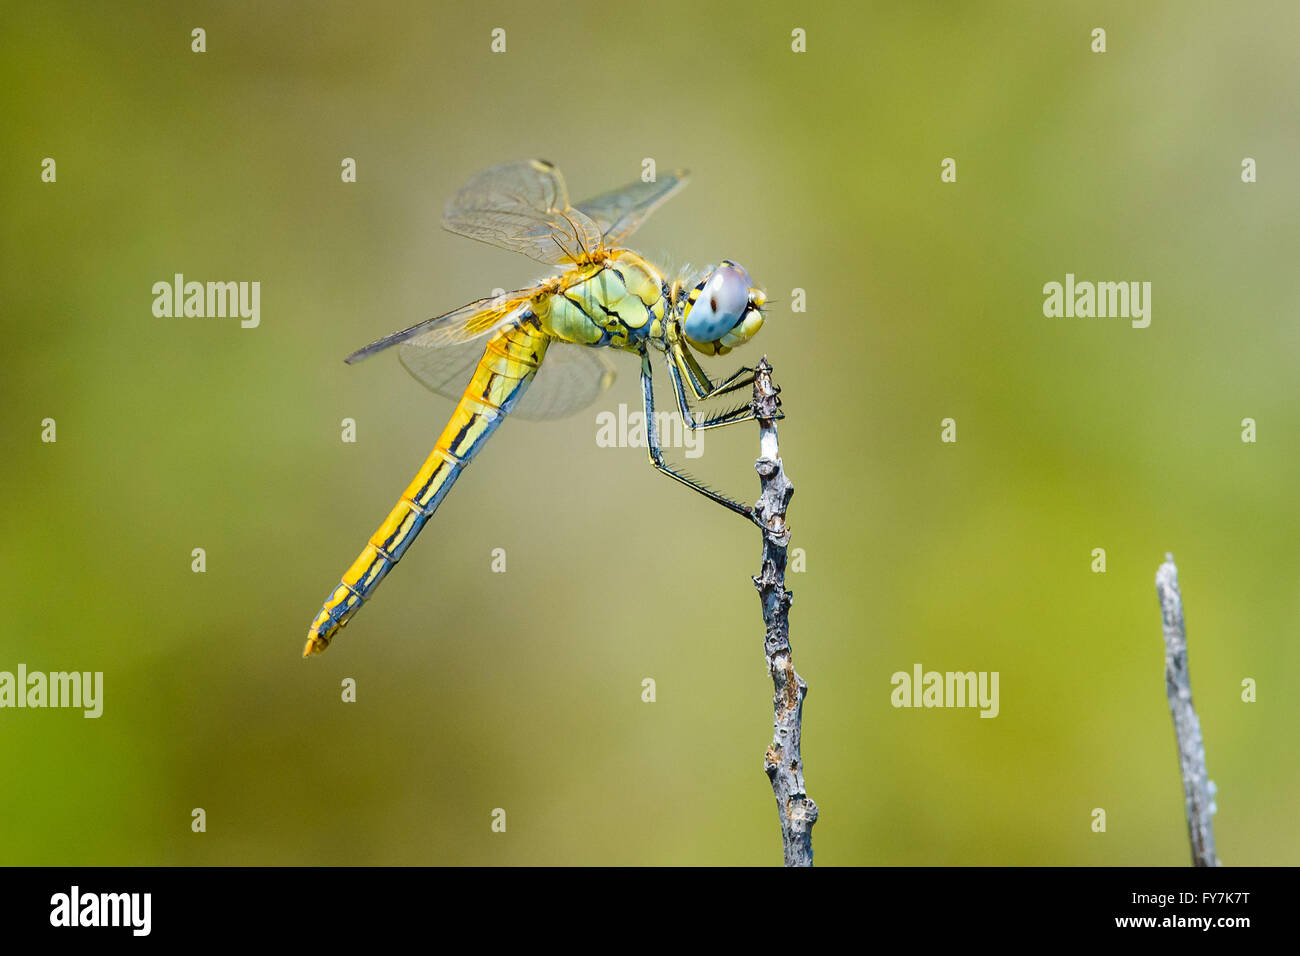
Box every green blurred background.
[3,1,1297,865]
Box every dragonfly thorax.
[540,249,669,350]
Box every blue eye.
[684,264,751,342]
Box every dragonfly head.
[681,260,765,356]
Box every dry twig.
[752,357,817,866]
[1155,553,1219,867]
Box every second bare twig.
[1155,553,1219,867]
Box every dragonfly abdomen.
[304,320,550,656]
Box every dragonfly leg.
[674,343,757,401]
[640,352,757,523]
[666,343,781,431]
[665,356,759,430]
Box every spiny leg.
[640,351,756,522]
[674,342,757,401]
[666,342,785,431]
[665,351,760,431]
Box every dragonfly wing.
[509,343,617,421]
[573,170,690,247]
[345,288,541,364]
[398,328,616,422]
[442,159,605,265]
[396,335,497,403]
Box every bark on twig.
[752,356,817,867]
[1155,553,1220,867]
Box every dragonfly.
[304,159,771,657]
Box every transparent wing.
[344,288,541,364]
[510,343,617,421]
[398,330,617,422]
[442,159,605,265]
[573,169,690,247]
[394,335,492,402]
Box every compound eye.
[684,265,751,342]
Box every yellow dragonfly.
[305,160,769,656]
